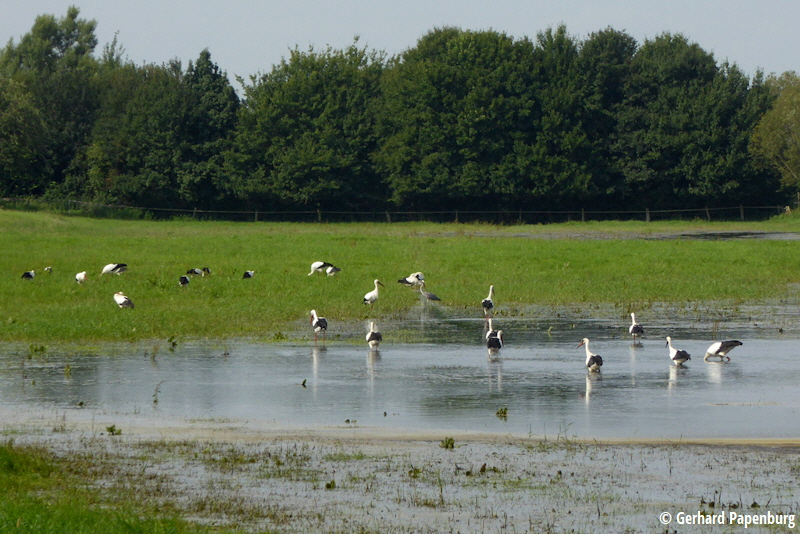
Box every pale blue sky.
[2,0,797,87]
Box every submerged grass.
[3,209,800,343]
[0,440,219,534]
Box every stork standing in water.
[666,336,691,365]
[113,292,134,309]
[102,263,127,275]
[398,272,424,287]
[419,281,441,302]
[75,271,87,284]
[629,313,644,342]
[366,321,382,350]
[578,338,603,372]
[705,340,742,362]
[486,318,503,357]
[363,279,385,309]
[482,285,495,318]
[310,309,327,342]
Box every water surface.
[3,314,799,440]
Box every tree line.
[1,7,798,217]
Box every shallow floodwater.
[3,311,800,441]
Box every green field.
[3,209,800,343]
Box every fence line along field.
[3,209,800,343]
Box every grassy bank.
[0,440,220,534]
[3,209,800,343]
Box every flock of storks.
[21,262,744,368]
[305,263,745,368]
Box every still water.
[2,315,800,440]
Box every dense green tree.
[376,27,542,210]
[751,72,800,192]
[577,27,638,205]
[613,33,781,209]
[82,50,239,208]
[226,41,385,211]
[0,6,100,195]
[0,77,47,195]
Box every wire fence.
[1,198,790,224]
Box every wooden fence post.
[739,205,744,221]
[705,207,711,221]
[385,211,391,223]
[454,210,459,223]
[254,209,258,222]
[645,208,650,222]
[581,208,585,222]
[317,209,322,223]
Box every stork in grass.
[242,270,255,279]
[21,270,35,279]
[363,279,385,309]
[179,275,190,287]
[310,309,327,342]
[578,338,603,372]
[666,336,691,366]
[309,261,340,276]
[704,340,742,362]
[366,321,382,350]
[102,263,127,275]
[113,292,134,309]
[75,271,87,284]
[398,272,424,287]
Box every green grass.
[3,209,800,343]
[0,441,218,534]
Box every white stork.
[666,336,691,365]
[578,338,603,372]
[309,261,340,276]
[113,291,134,309]
[366,321,382,350]
[398,272,424,287]
[705,340,742,362]
[363,279,385,309]
[482,285,495,317]
[310,309,327,341]
[21,270,35,279]
[102,263,127,275]
[629,313,644,341]
[75,271,87,284]
[179,275,190,287]
[187,267,211,276]
[242,270,255,279]
[486,318,503,356]
[419,281,441,302]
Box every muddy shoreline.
[6,413,800,533]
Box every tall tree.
[612,33,780,209]
[376,27,543,210]
[0,77,47,196]
[226,41,385,211]
[751,72,800,192]
[0,6,100,195]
